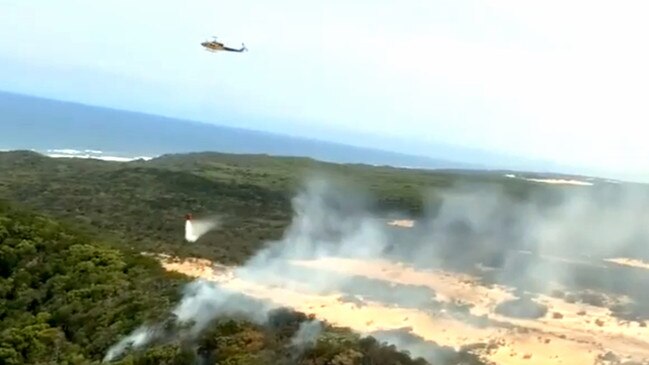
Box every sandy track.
[604,257,649,271]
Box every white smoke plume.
[103,327,156,363]
[105,175,649,362]
[103,280,275,362]
[291,320,323,348]
[171,279,273,332]
[290,319,323,351]
[104,176,386,361]
[233,177,391,295]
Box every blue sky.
[1,1,649,181]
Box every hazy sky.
[1,1,648,180]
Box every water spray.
[184,213,220,242]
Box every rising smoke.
[103,281,274,362]
[290,319,323,351]
[235,177,390,292]
[103,327,156,363]
[105,175,649,362]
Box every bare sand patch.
[503,174,594,186]
[515,250,608,269]
[604,257,649,271]
[522,178,593,186]
[292,257,515,315]
[153,254,649,365]
[387,219,416,228]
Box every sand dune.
[604,257,649,271]
[523,178,593,186]
[155,254,649,365]
[504,174,594,186]
[387,219,416,228]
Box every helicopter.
[201,37,247,53]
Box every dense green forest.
[0,150,545,265]
[0,151,505,364]
[0,201,186,364]
[0,200,491,364]
[3,150,632,364]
